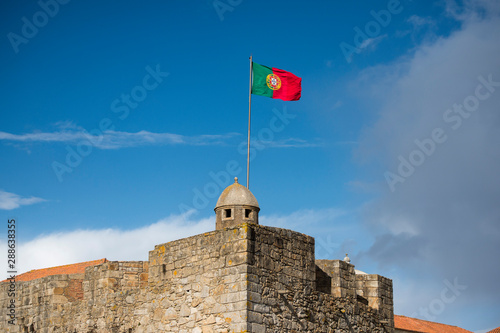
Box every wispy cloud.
[444,0,500,21]
[0,123,240,149]
[395,15,436,39]
[265,138,324,148]
[1,123,320,150]
[0,190,46,210]
[358,34,387,53]
[343,34,388,63]
[331,100,343,110]
[407,15,435,29]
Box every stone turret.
[214,177,260,230]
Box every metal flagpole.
[247,55,253,189]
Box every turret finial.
[344,253,351,264]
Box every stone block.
[248,311,263,324]
[248,291,261,303]
[202,325,214,333]
[51,295,68,304]
[366,287,380,297]
[220,291,245,304]
[226,252,249,267]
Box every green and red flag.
[251,62,302,101]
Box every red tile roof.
[395,315,472,333]
[487,327,500,333]
[7,259,107,282]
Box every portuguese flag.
[251,62,302,101]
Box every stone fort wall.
[1,223,393,332]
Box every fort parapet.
[1,178,393,332]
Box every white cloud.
[1,211,213,274]
[353,1,500,328]
[0,190,46,210]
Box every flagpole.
[247,55,253,189]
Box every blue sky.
[1,0,499,331]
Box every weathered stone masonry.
[1,178,394,332]
[1,223,393,332]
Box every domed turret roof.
[215,177,259,208]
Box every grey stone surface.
[215,177,259,208]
